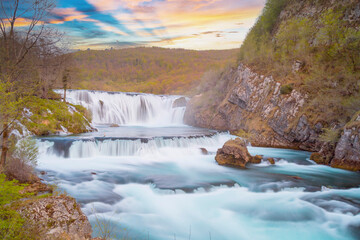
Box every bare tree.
[0,0,58,170]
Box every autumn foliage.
[62,47,237,94]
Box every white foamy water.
[55,90,186,126]
[38,132,231,159]
[37,90,360,240]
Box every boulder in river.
[172,97,187,108]
[250,155,263,164]
[200,148,208,155]
[267,157,275,165]
[215,138,252,168]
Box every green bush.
[23,97,92,135]
[0,174,35,239]
[319,128,341,143]
[280,84,293,94]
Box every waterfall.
[55,90,187,126]
[38,133,232,159]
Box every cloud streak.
[44,0,266,49]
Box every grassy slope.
[63,47,237,95]
[238,0,360,128]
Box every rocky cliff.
[184,64,360,171]
[184,0,360,171]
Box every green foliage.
[0,174,26,206]
[275,18,316,64]
[238,0,289,64]
[256,0,288,34]
[231,129,253,140]
[319,128,341,143]
[280,84,293,95]
[238,1,360,125]
[0,174,34,240]
[23,97,91,135]
[12,138,38,167]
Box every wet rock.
[267,158,275,165]
[172,97,187,108]
[215,138,252,168]
[110,123,120,127]
[250,155,263,164]
[331,126,360,171]
[20,196,92,240]
[200,148,208,155]
[310,152,326,165]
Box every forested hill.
[63,47,237,94]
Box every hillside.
[62,47,237,94]
[184,0,360,171]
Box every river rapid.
[36,90,360,240]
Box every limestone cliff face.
[184,64,360,171]
[331,114,360,171]
[185,64,321,150]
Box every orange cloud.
[1,17,45,27]
[50,8,91,24]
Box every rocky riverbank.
[184,64,360,171]
[12,177,96,240]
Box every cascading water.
[55,90,186,126]
[37,90,360,240]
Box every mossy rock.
[280,84,293,95]
[310,152,327,165]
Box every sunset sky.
[18,0,266,50]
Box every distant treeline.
[62,47,237,94]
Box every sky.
[12,0,266,50]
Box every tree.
[62,68,70,102]
[0,0,57,170]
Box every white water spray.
[55,90,186,126]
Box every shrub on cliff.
[280,84,293,95]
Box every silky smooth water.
[38,90,360,240]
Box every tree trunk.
[63,88,67,102]
[0,124,9,170]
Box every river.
[37,90,360,240]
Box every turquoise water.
[37,90,360,240]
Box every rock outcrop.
[215,138,266,168]
[20,196,92,240]
[215,138,252,168]
[172,97,187,108]
[185,64,318,150]
[185,64,360,171]
[331,120,360,171]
